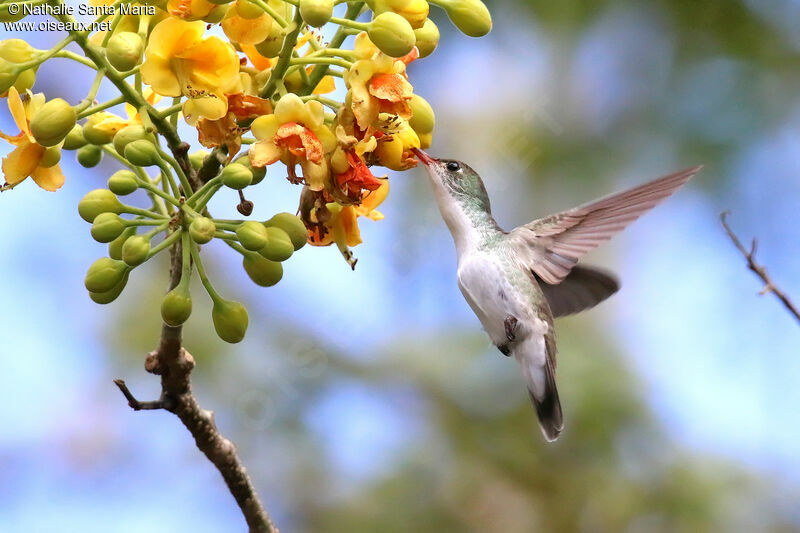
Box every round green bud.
[85,257,129,293]
[89,271,129,304]
[121,235,150,266]
[299,0,333,27]
[91,212,127,243]
[254,24,284,58]
[189,217,216,244]
[108,169,139,196]
[265,212,307,251]
[77,144,103,168]
[212,299,249,343]
[12,68,36,93]
[203,4,227,23]
[259,226,294,262]
[82,118,116,145]
[106,32,144,72]
[109,226,136,260]
[124,139,160,167]
[236,221,268,251]
[161,285,193,326]
[242,253,283,287]
[79,189,123,222]
[368,12,416,58]
[113,124,151,156]
[234,155,266,185]
[39,147,61,168]
[29,98,76,147]
[62,124,87,150]
[409,94,435,135]
[0,39,37,64]
[235,0,263,19]
[443,0,492,37]
[0,60,19,94]
[189,150,210,170]
[414,18,439,58]
[221,163,253,189]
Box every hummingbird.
[412,148,700,441]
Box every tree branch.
[720,211,800,324]
[115,242,278,532]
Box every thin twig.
[115,241,278,532]
[720,211,800,324]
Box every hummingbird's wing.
[533,265,619,318]
[509,166,701,284]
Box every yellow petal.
[30,163,65,191]
[182,94,228,125]
[301,159,329,191]
[7,87,32,141]
[2,141,43,186]
[141,55,182,97]
[249,140,283,167]
[251,114,280,140]
[313,75,336,95]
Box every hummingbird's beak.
[412,148,437,166]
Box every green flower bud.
[221,163,253,189]
[79,189,123,222]
[77,144,103,168]
[212,299,249,343]
[62,124,87,150]
[161,285,193,326]
[409,93,435,135]
[255,24,284,58]
[368,12,416,58]
[29,98,76,147]
[89,271,129,305]
[259,226,294,262]
[265,212,307,251]
[0,60,19,94]
[107,169,139,196]
[113,124,151,156]
[39,147,61,168]
[236,221,268,251]
[91,212,127,243]
[0,39,37,64]
[82,117,116,145]
[242,253,283,287]
[124,139,160,167]
[189,150,210,170]
[109,226,136,260]
[234,155,266,185]
[121,235,151,266]
[299,0,333,27]
[203,4,227,23]
[441,0,491,37]
[85,257,129,293]
[106,32,144,72]
[12,68,36,93]
[235,0,263,19]
[414,18,439,58]
[189,217,216,244]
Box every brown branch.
[115,242,278,532]
[720,211,800,324]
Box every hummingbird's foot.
[504,315,518,342]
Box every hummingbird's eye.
[446,161,461,172]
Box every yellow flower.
[249,93,336,191]
[372,113,420,170]
[221,2,274,45]
[0,88,65,191]
[345,33,417,131]
[168,0,217,20]
[141,18,241,124]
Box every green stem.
[158,103,183,118]
[300,95,342,111]
[302,1,364,96]
[121,204,169,220]
[190,242,222,302]
[158,148,193,195]
[148,229,182,259]
[260,8,304,99]
[249,0,288,26]
[328,16,368,30]
[289,57,352,69]
[77,95,125,118]
[53,51,97,69]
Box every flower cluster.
[0,0,491,342]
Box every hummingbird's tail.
[516,338,564,441]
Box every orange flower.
[0,88,65,191]
[334,150,384,200]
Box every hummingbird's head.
[412,149,491,213]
